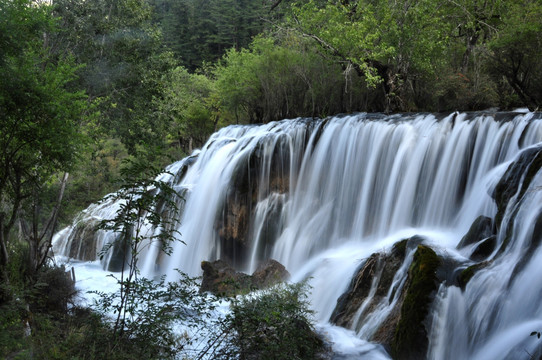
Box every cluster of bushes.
[0,265,324,360]
[217,282,326,360]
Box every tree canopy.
[0,0,89,279]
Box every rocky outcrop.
[330,238,446,360]
[457,215,497,261]
[200,259,252,296]
[457,215,494,249]
[330,237,420,330]
[251,259,290,289]
[391,245,441,360]
[215,137,291,268]
[200,259,290,297]
[492,145,542,228]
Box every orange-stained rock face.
[215,137,291,268]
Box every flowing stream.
[54,111,542,359]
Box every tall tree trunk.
[37,172,69,271]
[21,172,70,278]
[0,215,9,284]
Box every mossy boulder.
[329,240,450,358]
[330,236,423,342]
[457,261,490,290]
[330,241,410,330]
[391,245,440,360]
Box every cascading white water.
[54,111,542,359]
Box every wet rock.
[509,210,542,281]
[457,215,494,249]
[330,239,444,360]
[106,233,129,272]
[391,245,441,360]
[470,235,497,261]
[66,220,99,261]
[330,253,385,329]
[493,145,542,227]
[252,259,290,289]
[489,144,542,257]
[215,137,291,268]
[457,261,491,290]
[330,236,422,339]
[200,259,290,297]
[200,260,253,296]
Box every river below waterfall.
[54,111,542,359]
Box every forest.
[1,0,542,358]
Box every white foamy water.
[55,112,542,359]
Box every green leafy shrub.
[213,282,326,360]
[31,265,76,314]
[91,272,218,359]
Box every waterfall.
[54,111,542,359]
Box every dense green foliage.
[51,0,176,153]
[151,0,275,71]
[149,0,542,124]
[0,0,88,282]
[209,282,326,360]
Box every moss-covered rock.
[457,261,490,290]
[330,236,426,351]
[330,237,424,331]
[391,245,440,360]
